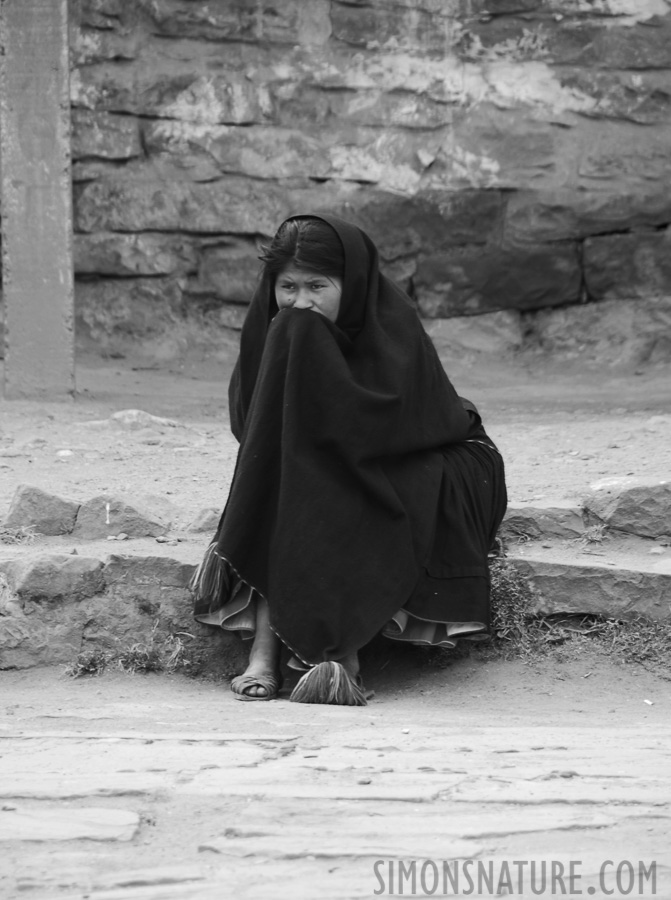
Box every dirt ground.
[1,347,670,899]
[1,349,671,525]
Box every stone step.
[1,491,670,670]
[507,538,671,622]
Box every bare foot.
[235,597,281,699]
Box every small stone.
[116,533,129,541]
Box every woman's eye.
[278,283,295,291]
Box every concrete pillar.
[0,0,75,398]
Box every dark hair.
[259,218,345,281]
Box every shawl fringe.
[189,541,231,605]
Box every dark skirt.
[193,439,507,653]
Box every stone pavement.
[0,662,669,900]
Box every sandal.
[230,672,281,702]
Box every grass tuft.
[425,560,671,678]
[65,625,202,678]
[0,525,37,545]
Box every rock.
[102,554,194,616]
[584,478,671,539]
[500,503,585,543]
[424,310,523,356]
[1,554,105,604]
[0,807,139,842]
[429,103,559,192]
[338,190,504,260]
[143,121,331,181]
[550,18,671,70]
[331,3,455,53]
[415,242,581,317]
[4,485,80,536]
[75,278,183,345]
[74,176,291,235]
[71,109,141,160]
[558,69,671,125]
[187,239,261,304]
[74,232,198,277]
[139,0,331,45]
[73,61,273,123]
[109,409,183,431]
[72,495,174,539]
[510,555,671,622]
[79,0,124,30]
[278,85,454,130]
[186,508,220,534]
[522,297,671,366]
[506,188,671,243]
[584,230,671,302]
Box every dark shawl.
[205,214,499,664]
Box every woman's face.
[275,263,342,323]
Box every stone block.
[430,104,559,191]
[71,109,141,160]
[74,232,198,277]
[76,278,183,345]
[144,121,330,180]
[186,508,220,534]
[102,554,194,611]
[0,807,139,842]
[331,3,456,53]
[276,86,454,130]
[584,478,671,540]
[415,241,581,317]
[506,188,671,242]
[500,503,585,543]
[72,495,173,539]
[74,176,291,235]
[79,0,124,30]
[550,19,671,70]
[137,0,331,45]
[337,190,504,260]
[188,240,262,305]
[523,297,671,366]
[70,27,138,65]
[4,485,80,536]
[1,554,105,604]
[510,555,671,622]
[558,69,671,125]
[424,310,523,355]
[584,230,671,302]
[73,63,273,124]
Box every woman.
[191,214,507,704]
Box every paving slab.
[0,807,139,842]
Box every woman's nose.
[293,290,312,309]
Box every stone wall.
[66,0,671,357]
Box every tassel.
[289,661,368,706]
[189,542,230,604]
